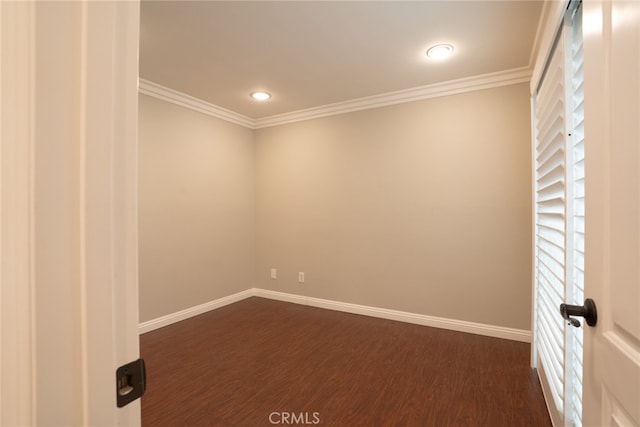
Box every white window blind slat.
[538,235,565,256]
[574,159,585,180]
[537,226,565,248]
[538,239,565,272]
[537,110,565,149]
[539,300,567,350]
[538,267,564,303]
[536,218,565,233]
[536,134,565,168]
[537,270,564,306]
[538,322,565,379]
[573,96,585,119]
[538,343,565,411]
[537,174,565,193]
[538,164,565,190]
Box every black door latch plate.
[116,358,146,408]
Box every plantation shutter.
[533,2,584,425]
[534,30,568,415]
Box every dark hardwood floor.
[140,297,551,426]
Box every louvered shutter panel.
[533,3,585,425]
[534,35,567,414]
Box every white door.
[1,1,141,425]
[582,0,640,425]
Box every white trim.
[528,0,551,70]
[139,288,531,343]
[254,289,531,343]
[139,66,531,130]
[254,67,531,129]
[78,2,141,424]
[536,362,562,427]
[0,2,36,425]
[138,289,255,334]
[111,3,142,425]
[138,79,255,129]
[530,0,569,94]
[530,94,539,369]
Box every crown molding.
[255,67,531,129]
[139,66,531,130]
[138,79,255,128]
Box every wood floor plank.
[140,297,551,426]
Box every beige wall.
[254,83,532,330]
[138,94,255,322]
[139,83,532,331]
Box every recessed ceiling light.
[251,91,271,101]
[426,44,454,60]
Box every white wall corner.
[139,288,531,343]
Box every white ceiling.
[140,1,543,120]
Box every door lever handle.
[559,298,598,327]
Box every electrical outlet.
[270,268,277,279]
[298,272,305,283]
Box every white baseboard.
[252,288,531,343]
[139,287,531,343]
[138,289,254,334]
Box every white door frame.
[1,1,141,425]
[1,2,36,425]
